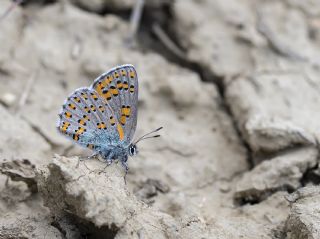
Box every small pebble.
[219,180,231,193]
[0,92,16,107]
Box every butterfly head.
[128,144,138,156]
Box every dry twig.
[127,0,145,44]
[0,0,24,22]
[152,23,186,59]
[15,70,38,115]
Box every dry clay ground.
[1,0,320,238]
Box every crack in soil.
[130,2,320,208]
[135,4,254,171]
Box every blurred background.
[1,0,320,238]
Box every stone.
[235,147,318,204]
[285,186,320,239]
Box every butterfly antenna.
[134,127,163,144]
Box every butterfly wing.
[91,64,138,144]
[57,87,122,150]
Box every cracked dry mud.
[1,0,320,238]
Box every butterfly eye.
[129,145,137,156]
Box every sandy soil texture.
[0,0,320,238]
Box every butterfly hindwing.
[57,87,118,149]
[91,64,138,144]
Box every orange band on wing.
[117,124,124,140]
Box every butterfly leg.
[76,156,87,168]
[121,156,129,184]
[101,162,111,172]
[88,152,99,159]
[76,152,98,168]
[103,151,114,166]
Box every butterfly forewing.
[57,87,118,149]
[91,64,138,144]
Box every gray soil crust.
[1,0,320,238]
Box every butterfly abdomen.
[99,144,127,161]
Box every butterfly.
[57,64,162,176]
